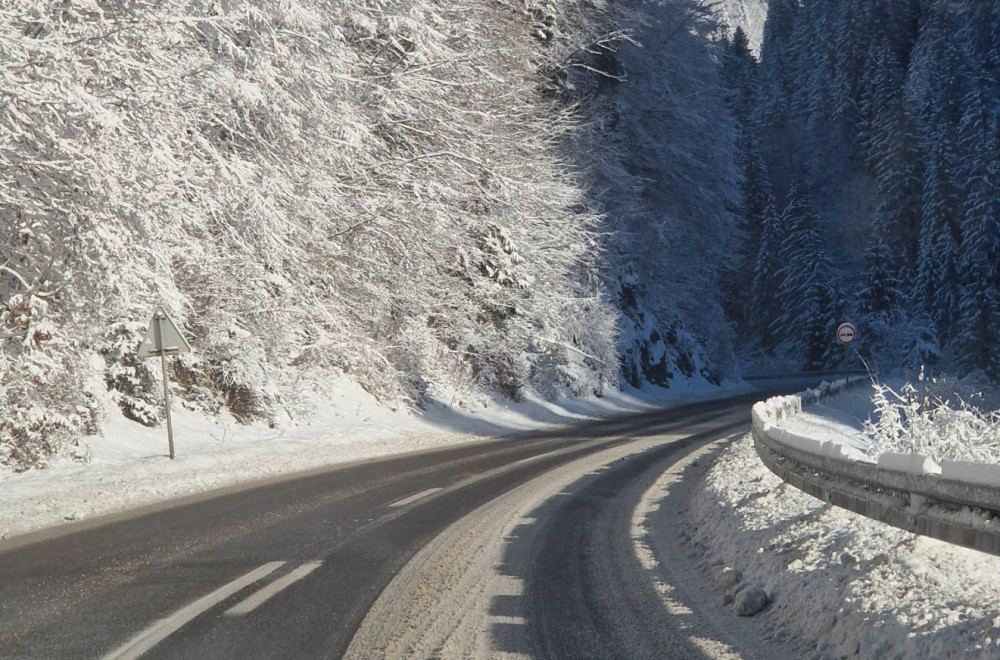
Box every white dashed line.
[225,562,323,616]
[389,488,443,508]
[104,562,285,660]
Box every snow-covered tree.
[956,142,1000,379]
[771,179,837,367]
[747,194,783,351]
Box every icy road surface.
[0,389,802,659]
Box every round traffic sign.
[836,322,857,345]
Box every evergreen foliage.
[726,0,1000,378]
[771,179,838,369]
[748,194,784,351]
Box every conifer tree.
[831,0,871,140]
[722,26,757,131]
[956,137,1000,379]
[916,118,961,339]
[749,194,784,351]
[744,0,1000,378]
[858,215,901,318]
[772,179,835,365]
[755,0,799,134]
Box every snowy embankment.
[0,376,744,543]
[690,436,1000,660]
[756,381,1000,557]
[687,382,1000,658]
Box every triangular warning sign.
[137,307,192,358]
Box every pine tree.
[915,118,961,339]
[743,0,1000,375]
[858,215,901,318]
[859,39,923,266]
[831,0,872,141]
[956,136,1000,379]
[772,179,835,366]
[956,0,1000,74]
[788,0,837,133]
[874,0,921,68]
[788,0,818,124]
[749,194,784,351]
[755,0,799,134]
[738,144,772,260]
[723,143,771,334]
[722,26,757,131]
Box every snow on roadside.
[0,375,749,543]
[688,435,1000,660]
[779,384,873,452]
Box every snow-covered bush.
[97,322,161,426]
[864,373,1000,464]
[0,294,89,471]
[0,0,741,469]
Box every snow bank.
[689,435,1000,659]
[0,375,747,543]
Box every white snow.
[716,0,768,53]
[940,460,1000,488]
[689,435,1000,659]
[779,385,873,452]
[0,375,750,543]
[877,451,943,476]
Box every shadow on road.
[486,423,749,659]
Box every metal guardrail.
[751,379,1000,557]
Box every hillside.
[718,0,768,53]
[721,0,1000,376]
[0,0,742,470]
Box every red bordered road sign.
[836,322,857,345]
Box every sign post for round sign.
[836,322,857,346]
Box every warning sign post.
[137,308,191,459]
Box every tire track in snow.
[345,416,793,659]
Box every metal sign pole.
[155,312,176,460]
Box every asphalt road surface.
[0,381,823,659]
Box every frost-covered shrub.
[0,295,89,471]
[0,0,738,468]
[97,322,161,426]
[864,372,1000,464]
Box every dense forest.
[723,0,1000,378]
[0,0,740,469]
[20,0,1000,473]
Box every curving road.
[0,383,817,659]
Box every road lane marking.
[512,449,563,466]
[103,562,284,660]
[389,487,443,508]
[388,447,625,512]
[225,562,323,616]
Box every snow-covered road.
[1,390,788,659]
[346,402,794,659]
[0,377,745,543]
